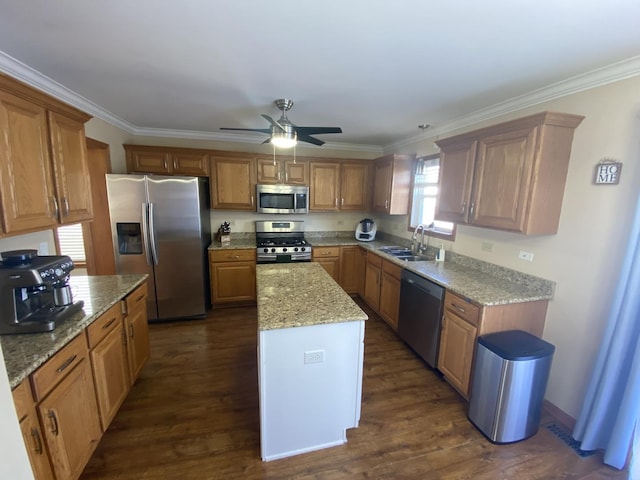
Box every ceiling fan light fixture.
[271,131,297,148]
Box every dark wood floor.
[80,301,628,480]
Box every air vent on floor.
[545,423,598,458]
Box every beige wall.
[386,75,640,418]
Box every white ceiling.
[0,0,639,151]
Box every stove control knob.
[300,247,306,252]
[270,248,276,253]
[54,268,63,277]
[263,248,269,253]
[282,248,288,253]
[294,247,299,252]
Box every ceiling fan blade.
[261,114,285,132]
[220,127,272,134]
[294,126,342,135]
[297,134,325,146]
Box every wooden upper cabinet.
[210,154,257,210]
[0,91,58,233]
[257,157,308,185]
[372,154,414,214]
[48,111,93,224]
[435,138,477,224]
[436,111,584,235]
[125,146,209,176]
[309,162,340,211]
[340,163,371,211]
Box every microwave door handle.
[148,202,159,265]
[141,203,152,265]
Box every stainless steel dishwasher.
[397,270,445,368]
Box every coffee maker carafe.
[0,250,83,334]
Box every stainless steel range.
[256,220,312,264]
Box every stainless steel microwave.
[256,184,309,214]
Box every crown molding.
[388,55,640,152]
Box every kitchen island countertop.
[1,274,147,388]
[256,262,367,331]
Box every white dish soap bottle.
[436,244,445,262]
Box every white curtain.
[573,193,640,470]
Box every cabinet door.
[19,412,55,480]
[315,258,340,281]
[210,262,257,303]
[340,163,370,211]
[125,302,150,384]
[210,156,256,210]
[283,160,308,185]
[471,127,537,232]
[48,112,93,224]
[257,158,280,184]
[379,270,401,331]
[372,159,392,213]
[0,91,57,233]
[171,152,209,176]
[128,149,171,174]
[438,311,477,397]
[339,246,363,294]
[90,322,130,430]
[309,162,340,211]
[38,359,102,480]
[436,138,477,224]
[363,261,381,311]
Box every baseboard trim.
[543,400,576,432]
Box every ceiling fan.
[220,99,342,148]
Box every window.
[56,223,87,265]
[409,154,455,239]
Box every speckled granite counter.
[256,262,367,331]
[1,274,147,388]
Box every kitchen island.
[256,262,368,461]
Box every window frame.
[407,153,457,241]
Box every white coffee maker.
[355,218,377,241]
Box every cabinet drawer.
[86,303,123,349]
[30,334,87,402]
[125,282,148,314]
[12,380,33,420]
[312,246,340,258]
[209,249,256,262]
[444,291,480,326]
[366,251,383,268]
[382,259,402,280]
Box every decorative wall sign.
[594,159,622,185]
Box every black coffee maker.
[0,250,83,334]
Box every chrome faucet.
[412,224,426,253]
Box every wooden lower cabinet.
[209,249,257,304]
[437,290,548,399]
[312,246,341,282]
[378,260,402,331]
[87,303,129,430]
[363,252,382,311]
[339,246,366,294]
[123,283,150,383]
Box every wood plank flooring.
[80,301,628,480]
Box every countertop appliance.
[256,220,312,264]
[0,252,84,334]
[397,269,444,368]
[257,184,309,214]
[355,218,377,241]
[106,174,210,321]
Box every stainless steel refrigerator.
[106,174,210,321]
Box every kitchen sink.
[395,255,431,262]
[378,246,432,261]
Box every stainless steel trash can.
[468,330,555,444]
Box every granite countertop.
[1,274,147,388]
[208,232,555,307]
[256,262,368,331]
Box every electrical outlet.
[518,250,534,262]
[304,350,324,364]
[336,220,344,226]
[481,242,493,252]
[393,223,399,231]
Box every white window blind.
[56,223,86,263]
[410,157,454,235]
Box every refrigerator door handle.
[148,202,160,265]
[141,203,152,265]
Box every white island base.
[258,319,365,461]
